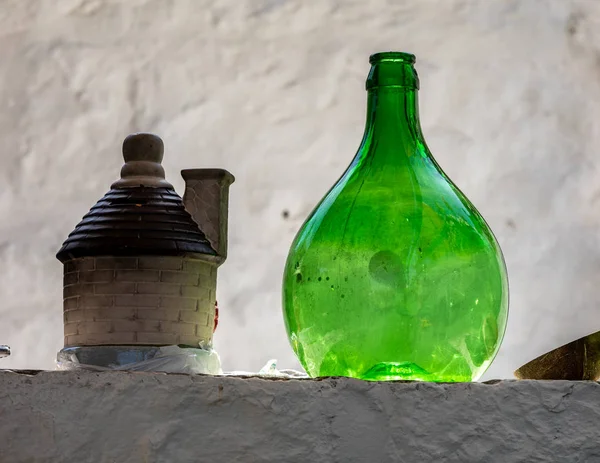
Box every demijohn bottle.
[282,52,508,382]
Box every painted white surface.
[0,0,600,379]
[1,371,599,462]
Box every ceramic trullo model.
[56,133,234,368]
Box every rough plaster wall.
[1,371,600,462]
[1,0,600,379]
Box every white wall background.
[1,0,599,380]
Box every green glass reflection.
[282,52,508,382]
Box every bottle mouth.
[366,51,419,90]
[369,52,416,65]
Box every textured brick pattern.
[62,256,217,347]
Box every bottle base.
[361,361,434,381]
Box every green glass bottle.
[282,52,508,382]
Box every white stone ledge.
[0,371,599,462]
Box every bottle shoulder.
[290,151,502,259]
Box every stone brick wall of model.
[1,0,600,377]
[62,256,216,347]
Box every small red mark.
[214,301,219,332]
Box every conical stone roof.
[56,133,216,262]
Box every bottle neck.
[364,87,422,142]
[357,53,423,162]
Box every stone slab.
[0,371,599,462]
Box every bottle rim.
[369,52,416,65]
